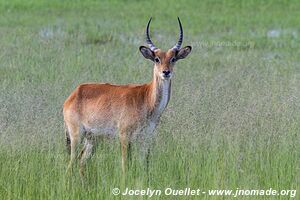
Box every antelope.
[63,17,192,175]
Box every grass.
[0,0,299,199]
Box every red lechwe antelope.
[63,17,192,175]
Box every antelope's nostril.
[162,70,171,76]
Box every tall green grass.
[0,0,299,199]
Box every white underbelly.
[84,124,117,137]
[83,119,158,139]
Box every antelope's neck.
[148,75,171,119]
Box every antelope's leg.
[145,146,152,184]
[120,132,131,174]
[127,141,132,168]
[79,137,94,177]
[66,124,81,173]
[146,147,151,172]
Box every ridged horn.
[145,17,158,51]
[172,17,183,51]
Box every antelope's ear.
[139,46,155,61]
[175,46,192,60]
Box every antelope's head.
[139,17,192,80]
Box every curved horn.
[172,17,183,51]
[146,17,158,51]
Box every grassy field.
[0,0,299,199]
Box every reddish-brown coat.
[64,46,191,176]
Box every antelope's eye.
[170,57,176,63]
[154,57,160,63]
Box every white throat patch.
[156,80,170,115]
